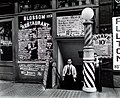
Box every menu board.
[18,14,53,61]
[18,62,46,82]
[18,14,53,85]
[57,15,84,37]
[93,34,112,58]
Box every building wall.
[0,0,114,88]
[99,0,113,87]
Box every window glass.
[57,0,95,8]
[0,2,14,15]
[19,0,52,12]
[0,21,13,61]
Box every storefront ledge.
[83,58,94,61]
[82,86,97,93]
[18,61,46,63]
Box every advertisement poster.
[18,14,53,61]
[93,34,112,58]
[57,15,84,37]
[18,14,53,84]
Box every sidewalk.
[0,80,119,98]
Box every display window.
[0,21,13,61]
[19,0,52,12]
[57,0,95,8]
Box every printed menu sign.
[18,63,46,82]
[18,14,53,61]
[18,14,53,84]
[57,15,84,37]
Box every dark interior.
[58,39,84,90]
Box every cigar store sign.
[113,17,120,70]
[93,34,112,58]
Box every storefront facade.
[0,0,115,88]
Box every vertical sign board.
[18,14,53,85]
[113,17,120,70]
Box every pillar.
[82,20,96,92]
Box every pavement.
[0,80,119,98]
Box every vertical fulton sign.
[113,17,120,70]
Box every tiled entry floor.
[0,81,119,98]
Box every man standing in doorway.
[62,58,77,90]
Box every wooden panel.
[0,73,13,81]
[114,75,120,87]
[101,69,113,87]
[99,4,112,24]
[0,66,13,73]
[0,66,14,81]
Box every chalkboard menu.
[57,15,84,37]
[18,14,53,85]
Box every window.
[0,21,13,61]
[57,0,95,8]
[0,2,14,15]
[19,0,52,12]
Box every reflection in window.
[19,0,52,12]
[58,0,94,8]
[0,21,13,61]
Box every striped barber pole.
[82,21,96,92]
[83,61,95,88]
[84,21,93,46]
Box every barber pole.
[84,21,93,46]
[82,21,96,92]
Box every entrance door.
[0,19,14,81]
[58,39,84,90]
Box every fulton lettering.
[116,18,120,62]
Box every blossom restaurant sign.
[113,17,120,70]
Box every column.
[82,20,96,92]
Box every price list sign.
[57,15,84,37]
[18,63,46,83]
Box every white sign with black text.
[113,17,120,70]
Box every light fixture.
[81,7,94,20]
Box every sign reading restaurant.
[113,17,120,70]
